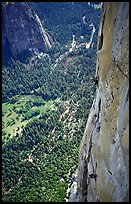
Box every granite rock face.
[2,2,53,59]
[69,2,129,202]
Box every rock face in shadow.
[68,2,129,202]
[2,2,53,61]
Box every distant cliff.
[2,2,53,62]
[68,2,129,202]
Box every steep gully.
[28,17,96,74]
[53,18,96,69]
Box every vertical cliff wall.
[2,2,53,59]
[69,2,129,202]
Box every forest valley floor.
[2,3,101,201]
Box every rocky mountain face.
[68,2,129,202]
[2,2,53,61]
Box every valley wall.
[69,2,129,202]
[2,2,53,59]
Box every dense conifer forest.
[2,2,101,201]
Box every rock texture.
[69,2,129,202]
[2,2,53,59]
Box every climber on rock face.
[91,76,99,86]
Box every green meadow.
[2,94,56,142]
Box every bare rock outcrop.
[69,2,129,202]
[2,2,53,60]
